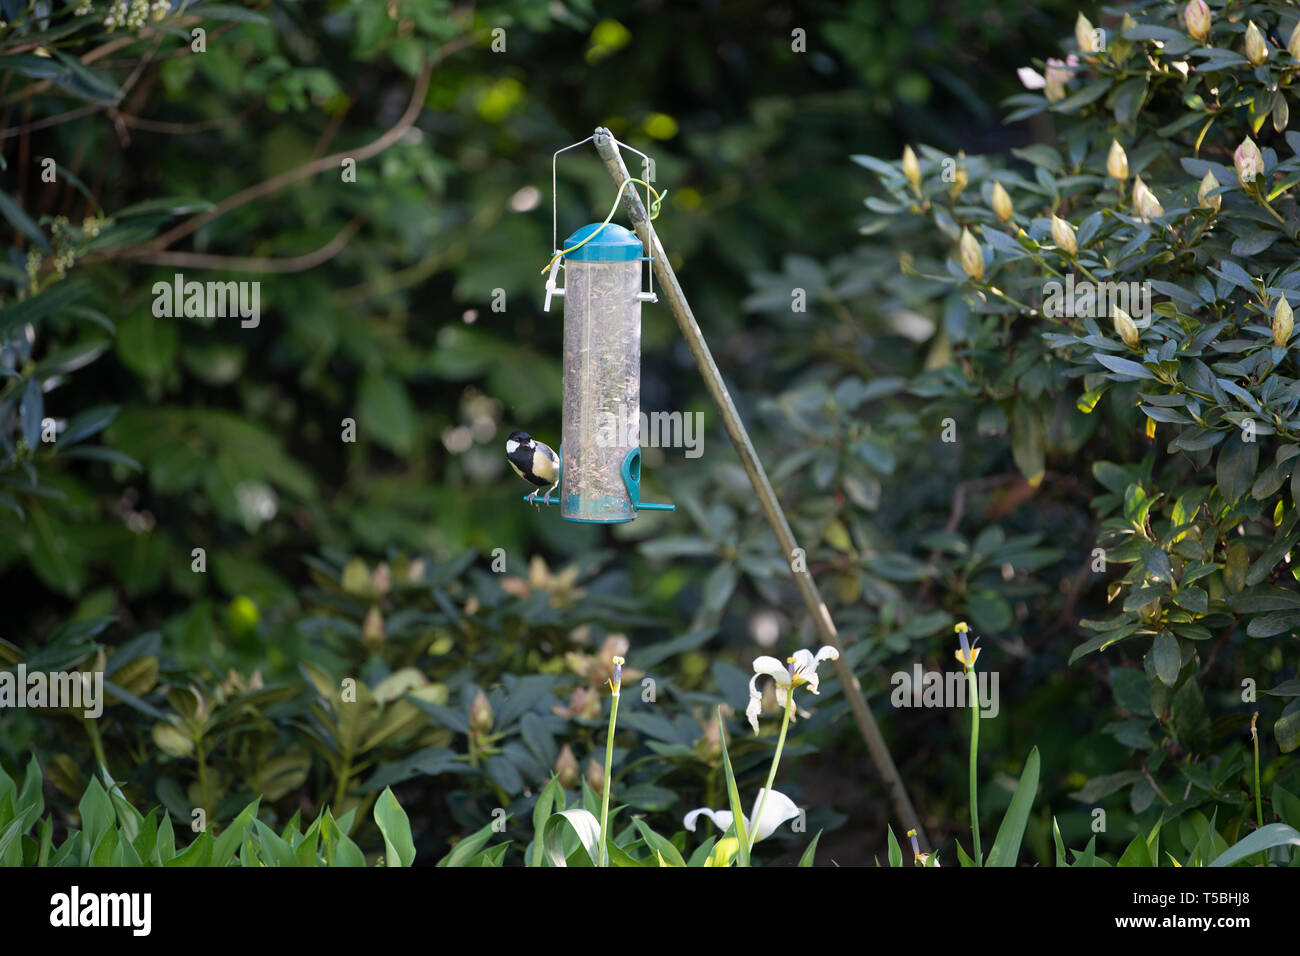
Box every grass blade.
[986,746,1040,867]
[716,706,750,867]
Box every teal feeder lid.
[563,222,643,262]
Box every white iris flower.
[745,645,840,734]
[683,788,800,845]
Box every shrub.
[835,0,1300,846]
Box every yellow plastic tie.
[539,177,667,274]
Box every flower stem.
[982,282,1034,311]
[333,747,352,810]
[1068,255,1101,285]
[1253,713,1267,866]
[1256,190,1288,225]
[83,717,108,772]
[1253,716,1263,829]
[598,689,621,867]
[747,688,795,857]
[967,669,982,865]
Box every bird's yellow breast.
[530,446,559,483]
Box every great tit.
[506,431,560,507]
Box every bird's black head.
[507,430,532,447]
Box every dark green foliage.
[2,0,1295,867]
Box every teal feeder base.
[521,447,673,520]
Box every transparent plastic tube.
[561,258,641,522]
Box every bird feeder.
[540,153,675,522]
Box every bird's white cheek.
[505,440,519,454]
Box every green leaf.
[373,786,416,866]
[21,377,42,449]
[99,766,142,844]
[1070,770,1143,803]
[1142,547,1174,585]
[0,279,90,334]
[0,816,26,864]
[1073,834,1098,868]
[1272,784,1300,829]
[1069,623,1140,664]
[686,835,718,867]
[1150,632,1181,686]
[17,757,43,823]
[166,828,214,867]
[540,808,602,867]
[31,340,108,379]
[115,311,179,381]
[1111,667,1152,716]
[58,405,120,448]
[51,50,122,103]
[886,824,903,867]
[36,816,53,867]
[1183,809,1221,866]
[324,810,366,867]
[1276,703,1300,754]
[1171,587,1208,615]
[196,3,272,24]
[1051,816,1067,867]
[27,503,85,596]
[212,798,261,867]
[607,838,650,868]
[798,830,822,867]
[1247,609,1300,638]
[91,826,119,867]
[1247,531,1300,587]
[530,776,563,867]
[60,446,142,471]
[76,779,114,861]
[985,747,1040,867]
[1050,79,1112,112]
[1010,144,1064,172]
[1011,400,1045,486]
[1170,679,1211,752]
[357,372,416,456]
[1117,832,1153,866]
[438,816,502,867]
[1216,433,1259,504]
[716,707,750,867]
[1209,823,1300,866]
[115,197,215,218]
[631,818,686,867]
[1096,353,1155,380]
[0,189,50,252]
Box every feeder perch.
[539,183,674,522]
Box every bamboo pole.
[591,128,928,848]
